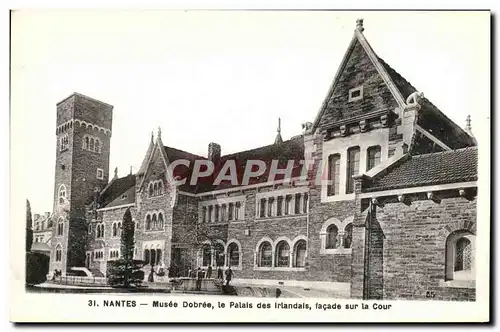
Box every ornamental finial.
[356,18,364,32]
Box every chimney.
[44,212,51,219]
[208,143,221,163]
[34,214,40,221]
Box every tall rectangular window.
[202,207,207,223]
[228,203,234,221]
[260,198,266,218]
[208,206,213,222]
[294,194,301,214]
[285,195,292,215]
[235,202,241,220]
[367,146,382,171]
[328,154,341,196]
[267,197,274,217]
[277,196,283,216]
[346,147,360,194]
[214,205,220,222]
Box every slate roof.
[365,147,478,192]
[169,137,305,194]
[31,242,51,252]
[98,174,136,208]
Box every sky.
[11,10,490,213]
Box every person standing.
[217,266,223,280]
[224,266,233,286]
[195,267,203,291]
[206,265,213,279]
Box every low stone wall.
[170,278,222,294]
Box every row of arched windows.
[256,238,307,268]
[109,249,120,260]
[58,184,67,205]
[112,222,122,237]
[56,219,64,237]
[59,134,69,152]
[82,135,102,154]
[148,180,164,197]
[326,223,353,249]
[145,211,164,231]
[144,245,163,266]
[96,223,105,238]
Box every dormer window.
[348,86,363,102]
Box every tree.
[26,199,33,252]
[25,199,49,286]
[107,208,144,287]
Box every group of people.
[189,265,234,291]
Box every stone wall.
[358,191,476,301]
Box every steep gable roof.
[98,174,136,208]
[137,135,155,175]
[310,21,405,133]
[364,147,478,192]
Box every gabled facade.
[48,19,478,301]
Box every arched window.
[455,238,472,272]
[58,185,67,204]
[294,240,307,268]
[146,215,151,230]
[228,242,240,267]
[101,224,105,238]
[153,183,158,196]
[158,213,164,229]
[118,222,122,237]
[159,181,163,195]
[258,242,272,267]
[90,138,95,152]
[55,245,62,261]
[95,139,100,153]
[202,244,212,267]
[148,184,153,197]
[112,223,117,237]
[88,223,92,235]
[344,223,353,249]
[57,219,64,236]
[214,242,225,267]
[152,214,157,230]
[326,224,339,249]
[275,241,290,267]
[445,231,475,281]
[84,136,89,150]
[156,247,162,264]
[144,248,150,264]
[150,248,157,266]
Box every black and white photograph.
[10,9,490,323]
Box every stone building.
[48,19,478,301]
[31,212,53,255]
